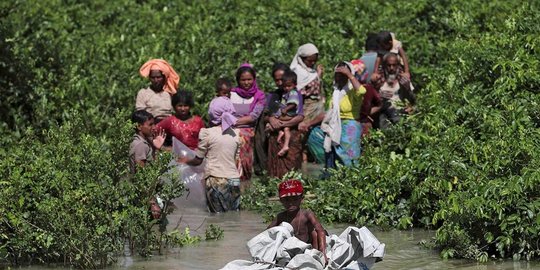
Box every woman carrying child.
[230,63,266,182]
[156,90,204,150]
[321,62,366,172]
[290,43,326,164]
[266,64,305,178]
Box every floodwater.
[111,203,538,270]
[20,163,540,270]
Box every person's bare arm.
[267,213,283,229]
[398,47,410,78]
[371,56,381,82]
[298,112,324,132]
[268,115,304,131]
[136,160,146,168]
[370,105,382,115]
[235,115,255,126]
[306,211,326,255]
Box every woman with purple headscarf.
[230,63,266,182]
[181,96,242,212]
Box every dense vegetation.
[1,0,539,267]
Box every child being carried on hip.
[266,70,303,156]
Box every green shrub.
[2,0,540,264]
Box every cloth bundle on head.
[231,63,266,112]
[321,61,356,152]
[139,59,180,94]
[278,179,304,198]
[350,59,368,83]
[208,96,238,133]
[290,43,319,91]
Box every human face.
[334,70,349,88]
[174,103,191,119]
[385,56,399,75]
[283,79,296,93]
[273,69,285,89]
[138,118,155,139]
[217,84,231,98]
[381,41,393,51]
[149,70,165,91]
[280,195,303,213]
[301,54,318,69]
[239,71,255,90]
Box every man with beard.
[373,53,416,129]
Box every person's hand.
[335,66,353,79]
[152,129,166,150]
[402,71,411,80]
[404,106,414,114]
[298,121,310,132]
[371,72,381,82]
[267,117,281,131]
[317,64,324,77]
[176,156,189,164]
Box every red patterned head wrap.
[278,179,304,198]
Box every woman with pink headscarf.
[136,59,180,122]
[229,63,266,182]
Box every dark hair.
[271,62,290,78]
[282,70,297,84]
[215,77,232,91]
[365,32,379,51]
[235,66,257,85]
[377,31,393,45]
[336,61,352,72]
[171,90,195,107]
[131,110,154,125]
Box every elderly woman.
[321,62,366,172]
[230,63,266,181]
[290,43,326,163]
[136,59,180,122]
[265,63,305,178]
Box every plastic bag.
[169,137,207,209]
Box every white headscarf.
[321,61,355,152]
[290,43,319,91]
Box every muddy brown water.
[21,163,540,269]
[106,204,538,270]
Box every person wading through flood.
[178,97,242,212]
[267,179,327,260]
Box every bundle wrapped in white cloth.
[221,222,385,270]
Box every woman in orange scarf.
[136,59,180,122]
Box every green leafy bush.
[1,0,539,265]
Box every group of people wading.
[129,32,416,213]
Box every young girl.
[156,90,205,150]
